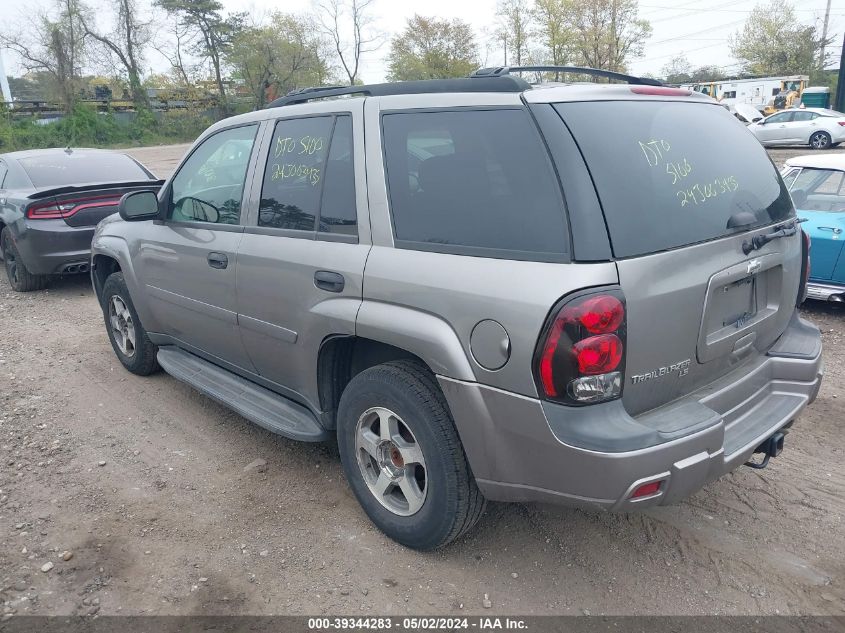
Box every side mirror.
[119,190,160,222]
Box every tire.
[337,359,486,550]
[1,228,48,292]
[810,130,832,150]
[101,272,160,376]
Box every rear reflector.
[630,86,692,97]
[631,481,662,498]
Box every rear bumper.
[806,280,845,302]
[439,312,823,509]
[11,220,94,275]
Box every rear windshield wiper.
[742,217,807,255]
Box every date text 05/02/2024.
[307,616,528,630]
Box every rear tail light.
[26,195,121,220]
[798,228,811,305]
[838,121,845,127]
[534,289,626,405]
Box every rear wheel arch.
[317,336,432,429]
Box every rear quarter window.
[381,108,569,261]
[555,101,793,258]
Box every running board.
[806,281,845,302]
[156,347,329,442]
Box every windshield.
[555,100,794,258]
[816,108,845,118]
[20,153,151,188]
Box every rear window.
[556,101,794,258]
[20,153,150,188]
[382,108,568,261]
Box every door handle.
[314,270,345,293]
[819,226,843,234]
[207,252,228,269]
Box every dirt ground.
[1,144,844,618]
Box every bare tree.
[315,0,383,85]
[0,0,87,112]
[81,0,151,109]
[496,0,532,66]
[152,20,195,86]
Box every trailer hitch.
[744,431,785,469]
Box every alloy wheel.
[355,406,427,516]
[109,295,137,358]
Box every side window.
[782,168,801,189]
[319,115,357,236]
[258,116,334,231]
[792,111,816,122]
[767,112,792,124]
[170,124,258,225]
[381,109,568,260]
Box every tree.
[315,0,382,85]
[661,56,692,84]
[731,0,828,76]
[154,0,244,110]
[0,0,87,112]
[81,0,151,110]
[531,0,574,66]
[497,0,532,66]
[386,15,479,82]
[568,0,651,73]
[227,13,330,109]
[151,18,195,86]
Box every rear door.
[235,103,369,409]
[555,99,799,416]
[788,167,845,280]
[132,123,260,371]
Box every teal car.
[783,154,845,302]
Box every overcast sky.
[1,0,842,83]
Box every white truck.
[680,75,808,113]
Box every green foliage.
[0,104,211,152]
[386,15,479,82]
[226,13,330,109]
[731,1,826,76]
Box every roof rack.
[266,75,533,108]
[471,65,663,87]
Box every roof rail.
[265,76,532,108]
[471,66,663,87]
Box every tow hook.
[744,431,785,470]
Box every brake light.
[535,289,627,405]
[26,195,121,220]
[630,86,691,96]
[838,121,845,127]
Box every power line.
[649,18,748,45]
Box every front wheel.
[101,272,159,375]
[1,228,48,292]
[337,360,485,550]
[810,131,832,150]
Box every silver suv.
[91,67,824,550]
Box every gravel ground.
[0,144,843,618]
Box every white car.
[747,107,845,149]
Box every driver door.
[756,111,793,144]
[133,123,261,371]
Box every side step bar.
[806,281,845,303]
[157,346,330,442]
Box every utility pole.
[820,0,833,68]
[0,49,12,105]
[835,31,845,112]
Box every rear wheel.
[337,360,485,550]
[101,272,159,375]
[1,228,48,292]
[810,131,832,150]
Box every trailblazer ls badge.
[631,359,691,384]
